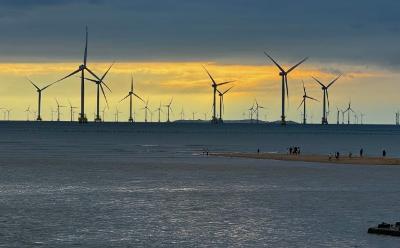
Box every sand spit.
[211,152,400,166]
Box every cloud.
[0,0,398,69]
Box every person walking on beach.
[360,148,363,157]
[382,149,386,157]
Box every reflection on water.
[0,122,399,247]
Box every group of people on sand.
[288,146,301,155]
[329,148,387,160]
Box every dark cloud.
[0,0,399,68]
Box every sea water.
[0,122,399,247]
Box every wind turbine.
[142,99,150,123]
[203,66,234,124]
[27,78,58,121]
[192,112,196,120]
[297,81,318,124]
[336,107,341,125]
[84,63,113,122]
[24,106,31,121]
[248,104,255,122]
[312,75,341,124]
[254,99,265,124]
[120,75,144,122]
[344,101,355,124]
[101,106,107,122]
[216,86,234,123]
[156,102,163,122]
[6,109,11,121]
[52,26,108,123]
[114,108,122,122]
[164,98,173,122]
[68,101,77,122]
[180,107,185,120]
[360,113,365,124]
[55,99,66,122]
[264,52,308,125]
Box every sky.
[0,0,399,123]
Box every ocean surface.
[0,122,399,247]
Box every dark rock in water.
[368,222,400,236]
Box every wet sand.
[211,152,400,166]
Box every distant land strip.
[211,152,400,166]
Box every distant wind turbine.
[68,101,77,122]
[24,106,31,121]
[344,101,355,124]
[254,99,265,124]
[164,98,173,122]
[297,81,318,124]
[312,75,341,124]
[203,66,234,124]
[216,86,234,123]
[119,74,144,122]
[55,99,66,122]
[27,78,58,121]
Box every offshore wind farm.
[1,1,400,247]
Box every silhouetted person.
[289,147,293,155]
[298,147,301,155]
[382,150,386,157]
[360,148,363,157]
[257,148,260,154]
[349,152,352,158]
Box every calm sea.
[0,122,399,247]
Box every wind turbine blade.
[217,80,235,87]
[306,96,319,102]
[85,67,101,82]
[169,97,173,106]
[202,66,217,86]
[101,81,112,92]
[216,88,222,95]
[100,84,109,108]
[327,74,342,88]
[41,80,59,91]
[263,52,285,72]
[27,78,40,91]
[83,77,98,83]
[326,90,330,111]
[119,94,130,102]
[133,93,144,102]
[100,62,114,81]
[302,80,306,94]
[311,76,325,88]
[222,96,225,114]
[223,86,234,95]
[84,26,88,66]
[286,57,308,74]
[285,75,289,102]
[53,68,82,84]
[131,74,134,92]
[297,99,305,110]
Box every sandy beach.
[211,152,400,165]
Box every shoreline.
[210,152,400,166]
